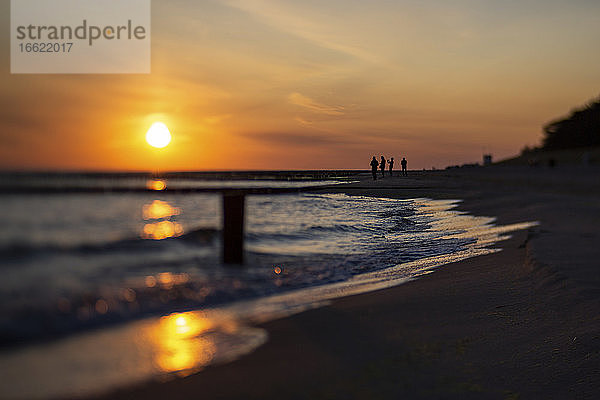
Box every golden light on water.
[149,312,216,375]
[147,180,167,191]
[145,122,172,149]
[95,299,109,315]
[144,272,190,289]
[143,200,180,220]
[158,272,174,289]
[145,275,157,288]
[141,200,183,240]
[142,220,184,240]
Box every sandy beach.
[91,166,600,400]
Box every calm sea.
[0,172,536,399]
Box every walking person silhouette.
[380,156,386,178]
[388,157,394,177]
[370,156,379,180]
[401,157,408,176]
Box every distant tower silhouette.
[483,154,492,166]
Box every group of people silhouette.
[370,155,407,180]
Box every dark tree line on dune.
[541,95,600,150]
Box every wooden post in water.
[222,193,245,264]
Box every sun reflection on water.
[141,200,184,240]
[146,179,167,191]
[142,220,184,240]
[143,272,189,289]
[147,312,217,376]
[143,200,180,220]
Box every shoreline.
[90,167,599,398]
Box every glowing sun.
[146,122,172,148]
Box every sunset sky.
[1,0,599,171]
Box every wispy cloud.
[242,130,362,147]
[288,92,344,116]
[203,114,232,125]
[294,116,313,126]
[221,0,383,64]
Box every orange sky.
[1,0,600,171]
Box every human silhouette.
[388,157,394,177]
[370,156,379,180]
[380,156,386,177]
[401,157,407,176]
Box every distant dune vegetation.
[500,95,600,166]
[542,95,600,150]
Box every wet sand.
[92,166,600,399]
